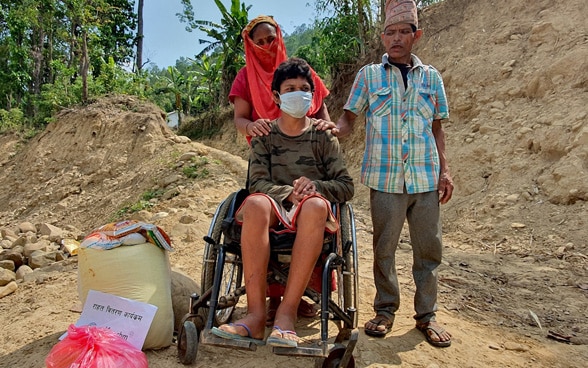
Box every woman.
[230,15,331,140]
[229,15,332,323]
[213,58,354,347]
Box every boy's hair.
[271,57,315,93]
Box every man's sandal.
[364,315,393,337]
[416,321,452,348]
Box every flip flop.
[266,326,299,348]
[364,315,393,337]
[211,323,265,346]
[416,321,452,348]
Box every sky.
[142,1,318,68]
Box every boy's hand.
[292,176,317,201]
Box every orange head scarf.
[242,15,328,121]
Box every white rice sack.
[77,242,173,350]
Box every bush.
[0,108,25,132]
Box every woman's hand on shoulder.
[246,119,273,137]
[312,119,339,136]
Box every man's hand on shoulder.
[312,119,339,136]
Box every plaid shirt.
[344,54,449,194]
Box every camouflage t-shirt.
[249,120,354,207]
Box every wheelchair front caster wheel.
[320,345,355,368]
[177,320,199,365]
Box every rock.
[503,341,530,352]
[12,236,27,247]
[1,228,18,239]
[130,210,153,222]
[511,223,526,229]
[171,269,200,332]
[179,215,195,224]
[29,250,58,269]
[39,223,64,242]
[17,222,36,234]
[0,260,15,271]
[505,194,519,203]
[0,281,17,298]
[162,187,181,200]
[159,174,182,188]
[15,265,33,280]
[0,268,16,286]
[178,152,199,162]
[151,212,169,221]
[23,240,51,258]
[1,239,13,249]
[0,249,24,269]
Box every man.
[336,0,453,347]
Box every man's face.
[381,23,422,64]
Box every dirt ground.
[1,0,587,367]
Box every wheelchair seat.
[220,188,333,254]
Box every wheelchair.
[177,188,359,367]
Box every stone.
[171,269,200,332]
[178,152,199,162]
[0,250,24,269]
[503,341,530,352]
[23,240,51,258]
[0,281,17,298]
[0,268,16,286]
[29,250,57,269]
[17,222,36,234]
[179,215,195,224]
[1,239,13,249]
[15,265,33,280]
[1,228,18,239]
[39,223,63,242]
[0,260,15,271]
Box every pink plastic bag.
[45,324,148,368]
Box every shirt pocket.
[368,87,392,117]
[417,87,436,120]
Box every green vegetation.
[183,156,210,179]
[0,0,444,138]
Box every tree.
[0,0,137,122]
[136,0,144,71]
[177,0,250,105]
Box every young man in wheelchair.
[212,57,354,348]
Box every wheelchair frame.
[177,189,359,367]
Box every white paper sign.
[63,290,158,350]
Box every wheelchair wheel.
[200,192,243,326]
[319,344,355,368]
[177,320,198,365]
[339,204,358,326]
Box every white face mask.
[279,91,312,118]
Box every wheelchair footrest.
[272,345,329,357]
[200,328,259,351]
